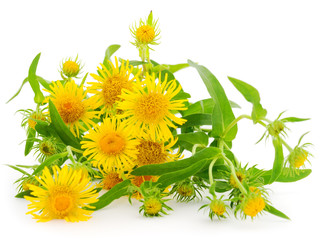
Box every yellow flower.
[131,11,160,46]
[210,199,226,217]
[229,171,246,188]
[143,198,162,216]
[135,136,181,167]
[45,80,98,136]
[60,56,82,78]
[25,165,98,222]
[99,170,123,191]
[27,111,47,130]
[242,195,266,218]
[118,73,187,141]
[88,57,140,115]
[81,117,139,174]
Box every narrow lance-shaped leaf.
[33,152,69,175]
[188,60,237,141]
[6,77,29,103]
[265,204,290,220]
[261,168,312,184]
[28,53,45,104]
[269,137,284,184]
[228,76,267,123]
[102,44,121,70]
[48,100,81,149]
[87,180,131,211]
[131,147,220,176]
[24,128,36,156]
[281,117,310,123]
[156,159,210,190]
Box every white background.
[0,0,326,239]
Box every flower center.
[57,98,85,124]
[136,140,167,166]
[102,75,131,108]
[102,172,123,190]
[99,133,125,155]
[210,200,226,216]
[134,93,169,124]
[54,195,71,212]
[136,25,155,43]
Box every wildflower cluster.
[7,11,312,223]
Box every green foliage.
[188,60,237,141]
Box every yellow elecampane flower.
[88,57,140,115]
[25,165,99,222]
[81,117,139,174]
[45,80,98,137]
[135,136,181,167]
[118,73,188,141]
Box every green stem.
[66,146,76,164]
[191,144,201,155]
[221,114,252,138]
[223,141,241,168]
[69,146,84,154]
[222,154,247,195]
[208,158,218,185]
[280,138,293,152]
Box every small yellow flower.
[229,171,246,188]
[131,11,160,46]
[45,80,98,136]
[143,198,162,216]
[242,195,266,218]
[61,56,82,78]
[25,165,98,222]
[210,199,226,217]
[118,72,187,141]
[81,117,139,174]
[27,111,47,130]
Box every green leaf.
[6,77,29,103]
[87,180,131,211]
[281,117,310,123]
[131,147,220,176]
[176,132,209,146]
[15,190,33,199]
[103,44,121,70]
[104,44,121,61]
[156,159,209,189]
[211,103,224,138]
[183,98,240,117]
[24,128,36,156]
[188,60,237,141]
[228,76,267,123]
[37,76,51,90]
[181,113,212,128]
[269,137,284,184]
[261,168,311,184]
[6,165,31,176]
[28,53,45,104]
[48,100,81,149]
[34,119,51,136]
[215,181,232,193]
[265,204,290,220]
[32,152,68,175]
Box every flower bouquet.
[7,11,312,222]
